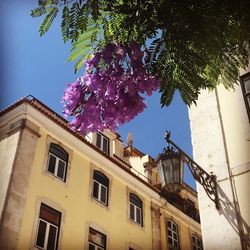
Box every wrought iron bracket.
[165,131,220,210]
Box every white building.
[189,68,250,249]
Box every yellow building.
[0,96,202,250]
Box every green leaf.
[61,6,70,43]
[74,56,85,73]
[67,25,100,71]
[69,2,80,42]
[67,45,92,62]
[39,7,58,36]
[31,6,46,18]
[72,27,99,47]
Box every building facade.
[189,68,250,249]
[0,97,201,250]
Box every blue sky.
[0,1,195,189]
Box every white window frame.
[129,202,142,225]
[89,241,105,250]
[192,235,203,250]
[92,179,108,205]
[35,218,58,250]
[167,220,179,249]
[47,152,67,181]
[96,132,109,154]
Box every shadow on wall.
[217,185,250,249]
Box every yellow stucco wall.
[15,126,201,250]
[17,129,153,250]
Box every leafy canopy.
[32,0,250,106]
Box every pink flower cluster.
[62,42,161,134]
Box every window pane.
[130,203,135,220]
[244,79,250,92]
[96,133,101,148]
[130,194,142,208]
[173,158,180,183]
[47,224,57,250]
[50,144,68,161]
[173,233,177,240]
[247,95,250,107]
[197,239,201,246]
[57,160,66,180]
[89,242,95,250]
[93,181,99,199]
[168,238,173,245]
[136,207,141,224]
[102,138,108,153]
[94,171,109,187]
[36,220,47,248]
[48,154,56,174]
[100,185,107,204]
[162,160,172,184]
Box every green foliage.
[68,27,98,57]
[61,6,70,43]
[39,7,58,36]
[31,6,47,18]
[32,0,250,106]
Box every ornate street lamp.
[156,131,220,210]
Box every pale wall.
[0,124,40,250]
[189,79,250,250]
[0,132,20,221]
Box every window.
[88,228,106,250]
[167,220,179,249]
[192,235,203,250]
[35,203,61,250]
[92,171,109,206]
[240,72,250,121]
[185,198,197,221]
[187,198,195,208]
[47,143,68,181]
[129,193,143,226]
[96,132,109,154]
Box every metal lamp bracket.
[165,131,220,210]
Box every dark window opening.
[35,203,61,250]
[92,171,109,206]
[96,133,109,155]
[47,143,68,182]
[129,193,143,226]
[240,72,250,121]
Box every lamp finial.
[165,131,171,142]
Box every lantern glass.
[156,148,184,193]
